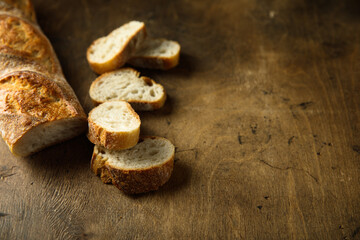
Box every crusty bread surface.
[1,0,36,22]
[89,68,166,111]
[0,0,87,156]
[91,136,175,194]
[127,38,180,70]
[87,21,146,74]
[87,101,140,150]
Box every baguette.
[89,68,166,111]
[91,136,175,194]
[0,0,36,23]
[127,38,180,70]
[87,21,146,74]
[87,101,140,150]
[0,0,87,156]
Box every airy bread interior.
[133,38,180,57]
[97,137,174,170]
[13,118,86,156]
[88,21,144,63]
[90,68,164,104]
[90,101,140,132]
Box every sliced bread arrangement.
[87,101,175,194]
[86,20,179,194]
[89,68,166,111]
[86,21,180,73]
[91,136,175,194]
[87,21,147,74]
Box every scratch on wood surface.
[288,136,295,145]
[175,148,198,160]
[311,59,335,124]
[175,148,197,153]
[259,160,319,183]
[78,232,92,240]
[289,102,314,118]
[282,111,340,201]
[237,133,242,144]
[0,166,17,180]
[310,57,340,206]
[0,212,9,217]
[297,101,314,110]
[265,134,271,143]
[287,171,309,239]
[141,207,162,223]
[206,155,226,234]
[300,107,326,198]
[332,60,354,141]
[289,105,298,119]
[352,145,360,154]
[262,89,273,95]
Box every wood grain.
[1,0,359,239]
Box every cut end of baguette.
[89,68,166,111]
[12,117,87,157]
[87,101,140,150]
[87,21,146,74]
[128,38,180,70]
[91,136,175,194]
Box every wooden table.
[1,0,359,239]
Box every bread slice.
[127,38,180,70]
[91,136,175,194]
[87,101,140,150]
[89,68,166,111]
[87,21,146,74]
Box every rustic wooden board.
[1,0,359,239]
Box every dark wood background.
[1,0,359,239]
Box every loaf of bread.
[0,0,87,156]
[91,136,175,194]
[0,0,36,23]
[89,68,166,111]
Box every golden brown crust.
[0,71,86,150]
[87,102,140,150]
[90,147,113,184]
[0,15,62,76]
[108,156,174,194]
[91,136,175,194]
[0,1,87,155]
[86,23,147,74]
[1,0,36,23]
[87,119,140,150]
